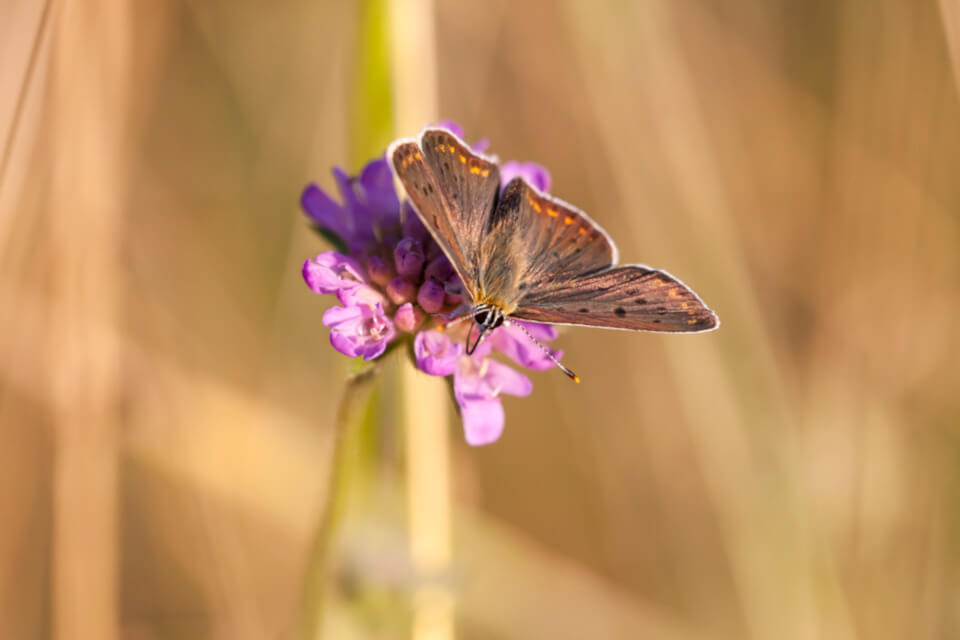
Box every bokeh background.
[3,1,960,638]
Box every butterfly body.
[388,127,718,371]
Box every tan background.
[2,1,960,638]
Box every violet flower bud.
[394,237,424,280]
[394,302,425,333]
[424,255,455,283]
[386,276,416,305]
[367,254,394,287]
[417,279,446,314]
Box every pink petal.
[337,283,386,308]
[482,360,533,398]
[415,330,461,376]
[329,330,360,357]
[460,398,505,446]
[322,304,362,328]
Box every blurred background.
[3,0,960,638]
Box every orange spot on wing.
[687,318,698,325]
[654,278,666,286]
[578,227,587,235]
[680,302,689,309]
[529,199,542,213]
[460,154,467,163]
[470,166,481,175]
[480,169,490,177]
[668,288,679,298]
[547,208,559,218]
[414,152,422,160]
[564,216,574,225]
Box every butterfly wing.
[474,177,620,307]
[387,128,501,298]
[474,178,717,331]
[512,264,719,332]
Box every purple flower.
[489,321,561,371]
[323,301,395,361]
[302,158,401,251]
[302,252,365,295]
[501,161,551,193]
[414,330,462,376]
[413,328,537,446]
[452,337,534,446]
[302,121,563,445]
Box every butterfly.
[387,127,719,382]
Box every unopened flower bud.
[424,255,455,283]
[394,237,424,280]
[386,276,416,305]
[394,302,425,332]
[367,255,394,287]
[417,279,446,314]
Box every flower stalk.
[296,361,383,640]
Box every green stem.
[295,363,382,640]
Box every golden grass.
[1,1,959,638]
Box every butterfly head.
[466,304,505,355]
[461,303,580,384]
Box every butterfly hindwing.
[511,264,719,332]
[476,177,619,306]
[388,128,500,297]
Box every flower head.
[302,123,560,445]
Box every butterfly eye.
[473,308,504,331]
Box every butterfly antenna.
[506,320,580,384]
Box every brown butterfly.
[387,127,719,381]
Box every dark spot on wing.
[614,307,626,317]
[653,319,661,324]
[518,282,528,290]
[432,214,439,227]
[579,307,590,313]
[427,183,434,194]
[635,298,647,305]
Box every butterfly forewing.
[388,129,500,297]
[389,128,718,335]
[511,265,718,332]
[476,177,618,307]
